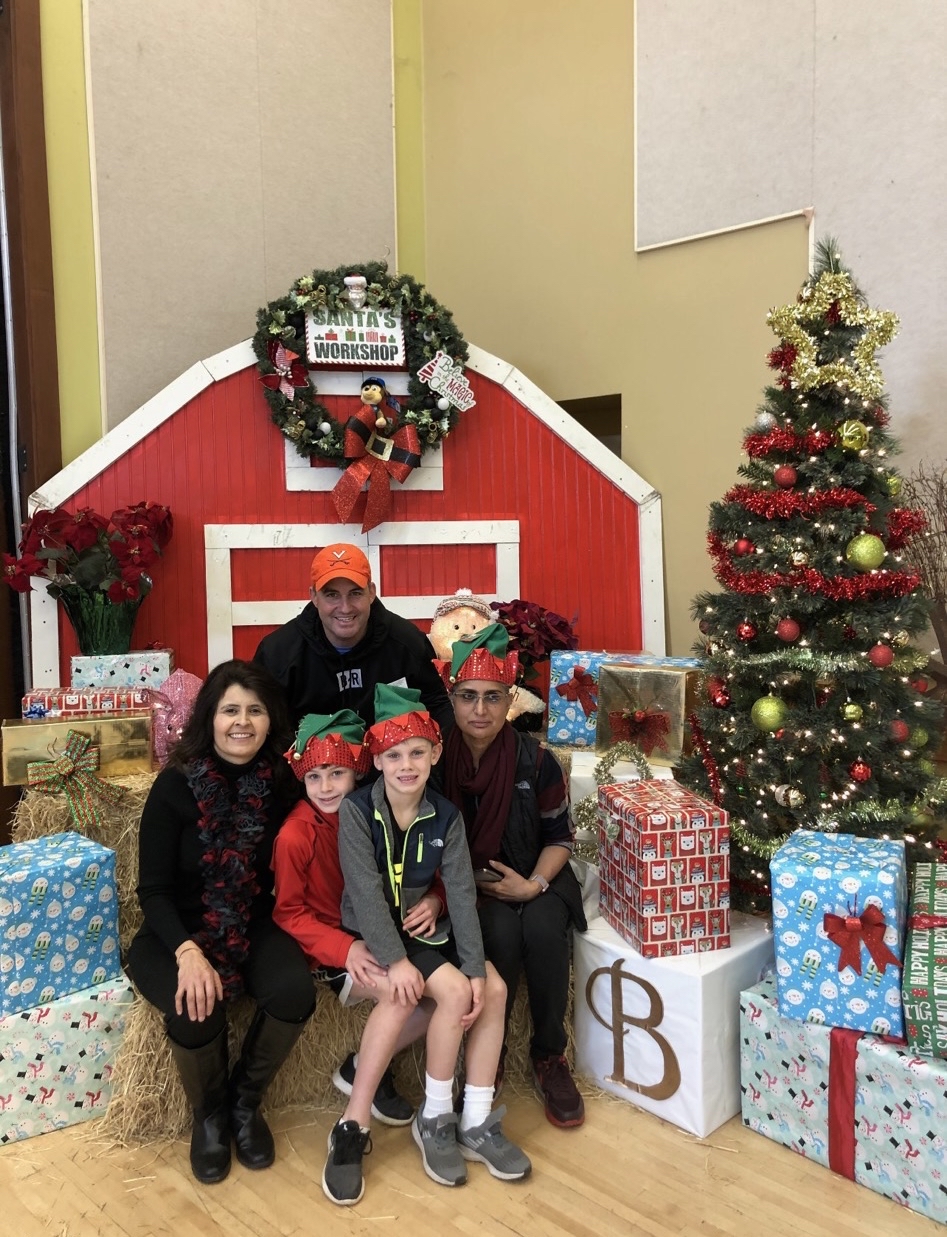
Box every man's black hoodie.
[253,597,453,734]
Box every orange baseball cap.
[310,543,372,591]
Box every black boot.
[229,1008,308,1170]
[168,1030,232,1184]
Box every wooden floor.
[0,1090,940,1237]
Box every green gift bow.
[27,729,126,832]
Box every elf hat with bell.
[434,621,519,689]
[366,684,442,756]
[285,709,369,778]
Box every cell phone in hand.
[474,867,503,884]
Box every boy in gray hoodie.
[337,684,530,1199]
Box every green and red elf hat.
[433,621,520,690]
[285,710,369,778]
[365,684,442,755]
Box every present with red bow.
[546,651,636,748]
[902,862,947,1059]
[595,663,699,764]
[741,976,947,1226]
[770,830,907,1035]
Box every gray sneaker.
[457,1105,531,1181]
[412,1110,467,1187]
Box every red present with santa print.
[21,688,151,720]
[598,780,730,954]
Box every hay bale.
[11,773,154,951]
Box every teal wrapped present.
[546,651,632,747]
[0,976,134,1143]
[742,977,947,1224]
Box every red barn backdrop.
[26,343,664,686]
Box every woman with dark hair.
[128,659,314,1185]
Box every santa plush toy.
[428,589,545,725]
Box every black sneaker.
[322,1119,372,1206]
[333,1052,414,1126]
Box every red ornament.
[849,759,872,783]
[843,625,857,641]
[774,465,798,489]
[698,619,712,635]
[825,300,842,325]
[737,620,757,642]
[733,538,755,558]
[889,719,910,742]
[776,618,801,643]
[633,710,647,723]
[912,677,930,693]
[774,729,785,739]
[868,643,894,669]
[711,690,731,708]
[816,689,832,708]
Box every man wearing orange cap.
[253,543,452,734]
[437,623,587,1129]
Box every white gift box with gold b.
[573,907,774,1137]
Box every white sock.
[421,1072,455,1119]
[459,1083,494,1132]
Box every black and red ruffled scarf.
[184,757,272,1000]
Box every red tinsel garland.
[707,533,922,599]
[688,712,723,806]
[724,485,875,520]
[885,507,927,550]
[766,344,797,372]
[744,428,835,458]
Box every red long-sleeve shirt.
[272,799,353,969]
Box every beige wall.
[87,0,398,428]
[420,0,809,655]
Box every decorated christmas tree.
[679,240,946,910]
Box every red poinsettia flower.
[19,507,71,554]
[261,341,310,400]
[107,567,143,602]
[112,501,173,549]
[111,534,158,570]
[60,507,110,554]
[2,551,46,592]
[495,599,578,665]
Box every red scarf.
[443,723,517,870]
[185,756,271,1000]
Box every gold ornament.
[838,420,869,451]
[285,417,307,441]
[791,550,809,567]
[885,475,902,497]
[751,695,788,731]
[892,631,910,647]
[910,727,930,748]
[841,702,863,722]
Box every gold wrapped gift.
[1,712,153,786]
[595,665,699,765]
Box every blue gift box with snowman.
[769,830,907,1036]
[0,833,123,1018]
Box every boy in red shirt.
[273,710,437,1204]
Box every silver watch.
[528,873,549,893]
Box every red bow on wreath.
[555,667,597,717]
[331,404,422,533]
[609,707,671,756]
[261,341,309,400]
[823,904,900,976]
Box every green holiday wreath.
[253,260,470,467]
